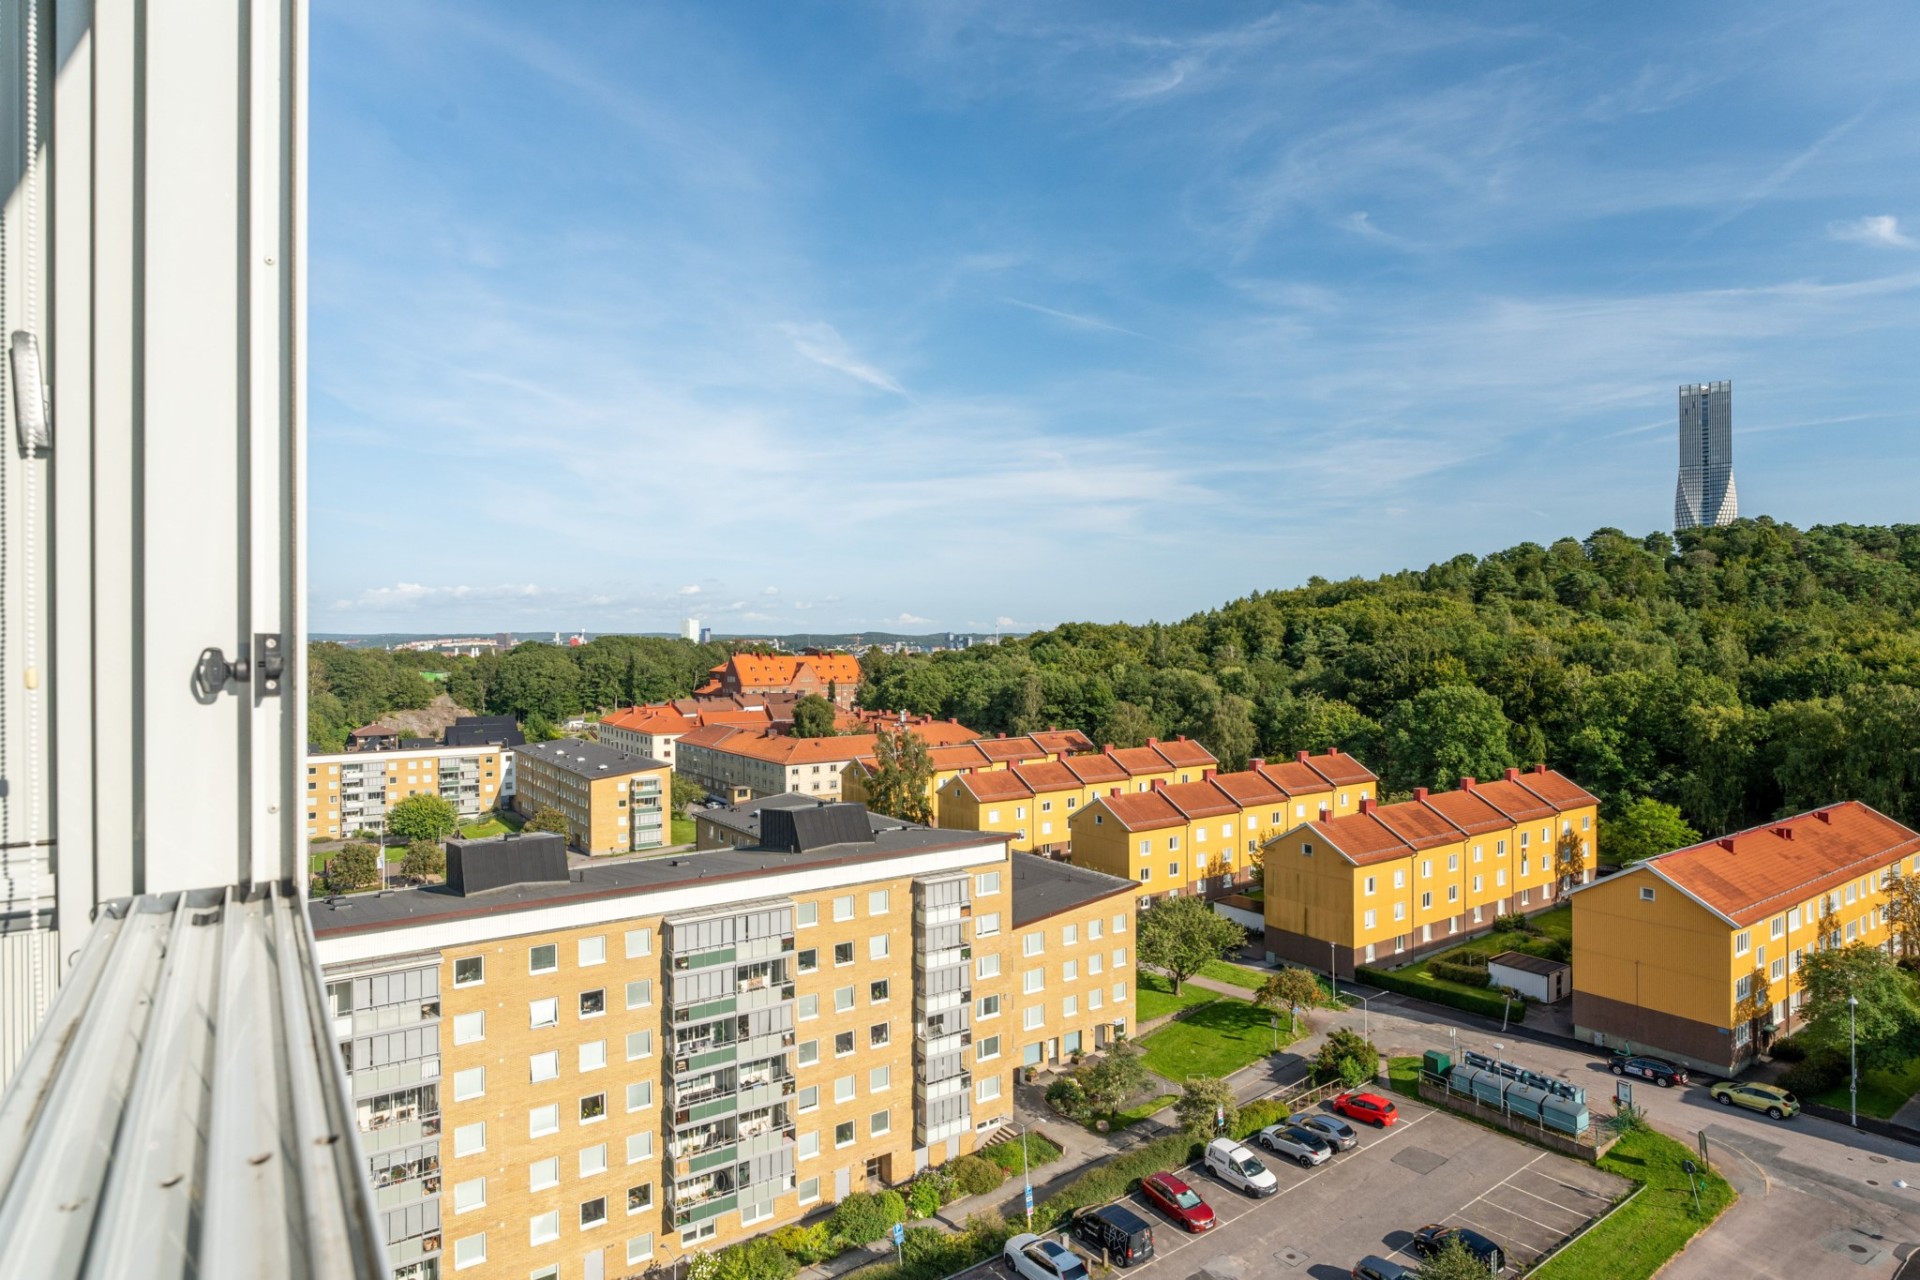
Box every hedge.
[1032,1133,1200,1230]
[1357,965,1527,1023]
[1427,959,1493,988]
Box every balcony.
[915,1029,971,1059]
[916,1073,972,1103]
[917,945,970,971]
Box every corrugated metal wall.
[0,928,61,1082]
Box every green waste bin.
[1422,1049,1452,1079]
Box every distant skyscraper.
[1674,381,1737,531]
[682,617,701,642]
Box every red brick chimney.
[1718,837,1736,852]
[1103,743,1115,756]
[1533,763,1547,774]
[1461,776,1477,790]
[1251,758,1266,770]
[1773,826,1795,841]
[1151,779,1165,791]
[1816,809,1833,824]
[1147,737,1160,747]
[1297,750,1310,763]
[1413,787,1429,801]
[1504,767,1520,782]
[1110,787,1122,797]
[1359,796,1376,815]
[1327,746,1342,757]
[1318,805,1332,823]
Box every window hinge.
[195,633,286,700]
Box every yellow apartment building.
[842,730,1096,827]
[311,811,1136,1280]
[514,740,673,856]
[1572,801,1920,1074]
[1262,766,1598,976]
[937,759,1092,855]
[306,742,513,841]
[1065,751,1374,900]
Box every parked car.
[1068,1202,1157,1264]
[1331,1091,1399,1127]
[1257,1123,1333,1167]
[1298,1113,1359,1151]
[1710,1080,1800,1119]
[1351,1257,1415,1280]
[1004,1236,1090,1280]
[1204,1138,1279,1197]
[1611,1055,1688,1087]
[1411,1224,1506,1273]
[1138,1171,1215,1233]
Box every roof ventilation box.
[447,831,570,895]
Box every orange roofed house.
[1572,802,1920,1073]
[677,719,983,805]
[698,651,864,709]
[1262,765,1598,976]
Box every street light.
[1849,994,1860,1129]
[1329,941,1338,1003]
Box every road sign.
[1024,1186,1034,1212]
[893,1223,905,1246]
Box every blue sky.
[310,0,1920,636]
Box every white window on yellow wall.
[1421,860,1432,878]
[987,809,1000,823]
[1472,876,1483,894]
[1363,909,1377,930]
[1024,969,1044,994]
[1734,931,1751,956]
[1393,902,1406,922]
[1015,806,1026,819]
[1195,827,1207,843]
[1363,876,1376,896]
[1023,1006,1044,1030]
[1063,959,1078,982]
[1393,869,1405,889]
[1167,834,1180,850]
[1137,839,1150,855]
[1448,885,1460,903]
[1089,953,1103,976]
[1089,987,1103,1010]
[1495,869,1507,887]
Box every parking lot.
[988,1093,1628,1279]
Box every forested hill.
[857,520,1920,836]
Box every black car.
[1411,1224,1506,1273]
[1610,1055,1689,1087]
[1068,1204,1155,1266]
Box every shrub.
[1428,959,1493,988]
[1494,912,1531,932]
[1769,1035,1808,1063]
[1232,1099,1291,1140]
[949,1154,1007,1199]
[1541,938,1573,964]
[1358,965,1528,1023]
[710,1238,797,1280]
[1046,1075,1090,1119]
[980,1132,1063,1176]
[907,1173,945,1220]
[1174,1076,1237,1137]
[324,843,381,893]
[1778,1047,1848,1097]
[1313,1027,1380,1085]
[827,1189,907,1245]
[1605,1100,1650,1137]
[525,805,570,834]
[771,1224,837,1265]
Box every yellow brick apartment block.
[514,740,672,856]
[313,810,1137,1280]
[306,742,511,841]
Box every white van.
[1203,1139,1278,1197]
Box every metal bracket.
[195,634,285,699]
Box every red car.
[1139,1171,1215,1232]
[1330,1092,1399,1128]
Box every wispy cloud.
[1830,215,1917,249]
[1001,297,1147,338]
[1693,107,1875,239]
[778,322,909,395]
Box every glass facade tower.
[1675,381,1738,531]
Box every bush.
[771,1224,837,1265]
[710,1238,797,1280]
[1494,912,1531,933]
[854,1213,1012,1280]
[1428,959,1493,988]
[1232,1099,1291,1140]
[907,1171,946,1220]
[1313,1027,1380,1086]
[400,839,445,879]
[1541,938,1573,964]
[827,1189,907,1245]
[980,1132,1062,1176]
[1046,1075,1090,1120]
[949,1155,1007,1199]
[1778,1047,1848,1097]
[1768,1034,1808,1063]
[1358,965,1528,1023]
[525,805,570,835]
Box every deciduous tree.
[1600,798,1699,866]
[1079,1040,1148,1115]
[1255,968,1321,1034]
[325,843,381,893]
[861,727,935,825]
[386,794,459,844]
[791,694,837,738]
[1173,1076,1236,1138]
[401,840,446,880]
[1137,897,1246,995]
[1885,871,1920,962]
[525,806,571,835]
[1795,943,1920,1071]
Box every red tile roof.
[1464,773,1557,822]
[1298,748,1377,787]
[1370,801,1467,851]
[1510,765,1601,811]
[1643,802,1920,927]
[1250,759,1338,796]
[1417,787,1511,835]
[1061,753,1129,785]
[951,770,1036,803]
[1030,729,1096,755]
[1152,737,1220,769]
[1308,812,1414,864]
[926,744,997,772]
[599,706,696,735]
[1105,745,1177,776]
[705,652,863,690]
[1158,779,1240,819]
[976,736,1051,763]
[1094,791,1187,832]
[1206,769,1290,808]
[1011,760,1081,793]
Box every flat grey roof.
[1488,950,1568,977]
[701,793,914,841]
[1012,856,1135,926]
[517,738,668,779]
[311,826,1004,938]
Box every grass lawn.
[1136,972,1220,1023]
[1139,996,1295,1080]
[671,815,697,846]
[1198,959,1270,992]
[458,810,525,839]
[1533,1127,1734,1280]
[1094,1093,1178,1132]
[1811,1057,1920,1119]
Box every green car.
[1709,1081,1800,1119]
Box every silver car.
[1257,1122,1332,1167]
[1298,1113,1358,1151]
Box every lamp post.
[1328,941,1338,1003]
[1849,994,1860,1129]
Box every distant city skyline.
[311,1,1920,633]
